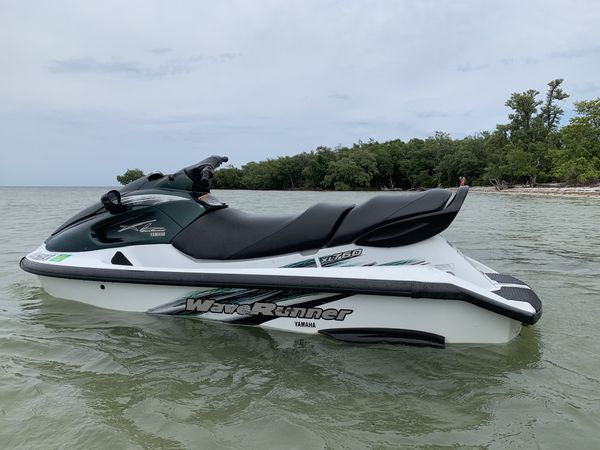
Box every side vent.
[111,251,133,266]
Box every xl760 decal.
[319,248,363,266]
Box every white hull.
[38,275,522,344]
[22,234,541,346]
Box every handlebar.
[183,155,229,192]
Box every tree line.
[212,79,600,190]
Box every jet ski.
[20,155,542,347]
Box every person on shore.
[459,176,467,186]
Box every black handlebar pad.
[184,155,228,174]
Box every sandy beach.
[468,185,600,198]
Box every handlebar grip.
[199,167,213,190]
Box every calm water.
[1,187,599,449]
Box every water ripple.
[1,188,600,448]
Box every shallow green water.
[1,188,599,449]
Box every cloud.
[415,111,452,119]
[570,82,600,95]
[48,53,241,78]
[150,48,173,55]
[329,93,350,100]
[498,46,600,68]
[414,110,472,119]
[49,57,145,75]
[500,57,540,65]
[549,46,600,59]
[457,63,489,72]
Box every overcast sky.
[1,0,599,185]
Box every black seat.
[327,189,453,247]
[172,188,459,260]
[172,202,354,260]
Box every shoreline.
[3,185,600,199]
[468,185,600,198]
